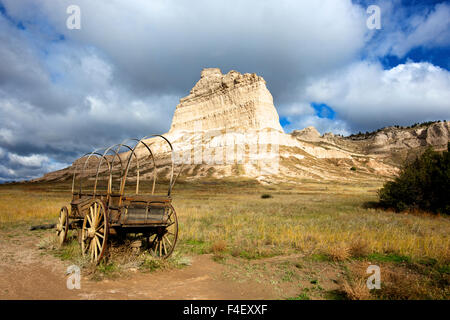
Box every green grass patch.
[367,253,411,264]
[437,264,450,274]
[97,262,119,276]
[309,254,330,262]
[287,292,310,300]
[181,239,209,254]
[52,238,81,261]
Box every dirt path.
[0,229,276,300]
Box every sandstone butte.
[37,68,450,184]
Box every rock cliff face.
[311,121,450,165]
[368,122,450,154]
[169,68,283,133]
[36,68,449,184]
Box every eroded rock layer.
[36,68,449,184]
[169,68,283,133]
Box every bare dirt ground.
[0,228,291,300]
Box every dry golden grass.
[341,278,372,300]
[210,240,227,254]
[341,260,450,300]
[170,180,450,264]
[0,183,70,225]
[349,237,370,258]
[1,179,449,299]
[327,244,351,262]
[1,179,449,266]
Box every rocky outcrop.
[425,121,449,147]
[35,68,449,184]
[291,126,321,142]
[360,122,450,156]
[169,68,283,133]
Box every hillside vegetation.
[379,143,450,214]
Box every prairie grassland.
[1,179,449,299]
[0,183,70,226]
[171,180,450,265]
[1,179,449,265]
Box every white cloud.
[392,3,450,57]
[1,0,368,96]
[8,153,49,167]
[294,61,450,131]
[284,115,350,136]
[364,2,450,59]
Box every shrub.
[378,144,450,214]
[210,240,227,254]
[327,244,350,262]
[350,166,357,171]
[261,194,272,199]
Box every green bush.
[378,143,450,214]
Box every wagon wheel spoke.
[86,213,92,226]
[96,236,102,252]
[148,205,178,259]
[162,237,168,255]
[90,206,97,228]
[82,200,108,265]
[163,234,172,247]
[94,202,100,227]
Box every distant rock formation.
[291,126,321,142]
[35,68,449,184]
[169,68,283,133]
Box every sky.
[0,0,449,181]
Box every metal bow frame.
[71,135,176,202]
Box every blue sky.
[0,0,449,181]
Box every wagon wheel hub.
[87,227,96,238]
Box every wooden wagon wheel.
[148,204,178,259]
[81,200,108,264]
[56,206,69,245]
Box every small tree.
[378,143,450,214]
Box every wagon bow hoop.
[119,134,177,202]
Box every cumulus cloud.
[8,153,49,167]
[283,61,450,132]
[1,0,367,100]
[0,148,69,181]
[363,1,450,59]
